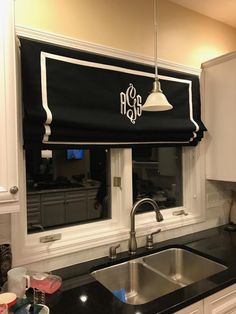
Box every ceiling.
[169,0,236,28]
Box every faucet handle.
[156,210,164,222]
[109,244,120,260]
[146,229,161,249]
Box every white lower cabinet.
[175,284,236,314]
[204,284,236,314]
[175,300,204,314]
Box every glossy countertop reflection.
[50,226,236,314]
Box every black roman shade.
[20,38,206,149]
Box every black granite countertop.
[48,225,236,314]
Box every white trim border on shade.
[40,51,199,145]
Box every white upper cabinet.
[202,52,236,181]
[0,0,19,213]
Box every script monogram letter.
[120,92,126,114]
[120,83,143,124]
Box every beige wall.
[15,0,236,68]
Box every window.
[25,146,188,232]
[25,148,111,233]
[12,29,205,266]
[132,147,183,212]
[13,141,205,266]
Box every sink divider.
[132,256,184,288]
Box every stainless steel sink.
[143,248,227,286]
[91,247,227,305]
[92,260,181,305]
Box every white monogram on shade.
[120,83,142,124]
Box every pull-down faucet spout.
[129,197,163,255]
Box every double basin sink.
[92,247,227,305]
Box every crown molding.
[201,51,236,69]
[15,25,201,76]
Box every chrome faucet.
[129,197,163,255]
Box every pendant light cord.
[154,0,158,80]
[142,0,173,110]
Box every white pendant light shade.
[143,0,173,112]
[142,79,173,111]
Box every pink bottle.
[30,273,62,294]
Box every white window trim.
[12,26,204,266]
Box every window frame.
[12,143,205,266]
[12,27,205,267]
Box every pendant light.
[142,0,173,112]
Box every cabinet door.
[41,193,65,227]
[204,284,236,314]
[0,0,19,213]
[203,53,236,181]
[175,301,204,314]
[27,194,42,231]
[65,190,87,223]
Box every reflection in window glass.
[132,147,183,213]
[25,148,111,233]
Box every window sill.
[12,212,205,266]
